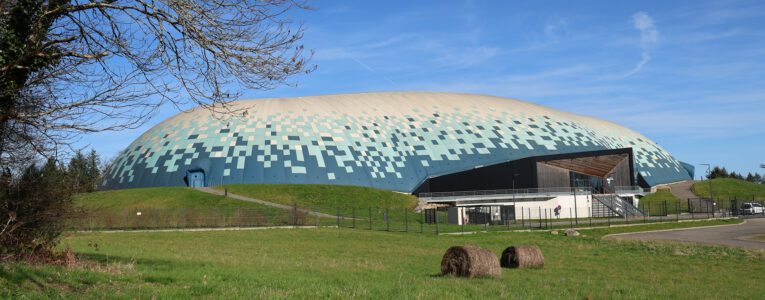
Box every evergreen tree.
[85,149,101,192]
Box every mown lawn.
[73,187,268,212]
[692,178,765,201]
[214,184,419,213]
[2,219,763,299]
[71,187,290,230]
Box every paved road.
[605,218,765,250]
[667,180,699,201]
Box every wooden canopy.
[538,153,629,178]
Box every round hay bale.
[440,245,501,278]
[501,246,544,268]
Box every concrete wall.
[454,194,592,221]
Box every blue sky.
[78,0,765,177]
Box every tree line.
[0,150,108,262]
[707,166,764,184]
[1,0,312,264]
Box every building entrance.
[188,171,205,188]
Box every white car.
[741,202,764,215]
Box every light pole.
[700,163,713,203]
[512,173,519,223]
[572,177,581,224]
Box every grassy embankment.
[71,185,418,230]
[637,189,685,215]
[1,219,759,299]
[692,178,765,201]
[213,184,419,213]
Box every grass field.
[2,219,762,299]
[637,189,685,215]
[214,184,419,213]
[73,187,267,212]
[692,178,765,201]
[71,187,293,230]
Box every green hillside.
[215,184,419,211]
[74,184,418,213]
[692,178,765,201]
[73,187,268,213]
[638,189,685,214]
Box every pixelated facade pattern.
[103,92,691,192]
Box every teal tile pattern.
[103,92,691,191]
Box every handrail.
[419,186,593,199]
[592,194,645,217]
[613,186,651,194]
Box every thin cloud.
[625,11,658,77]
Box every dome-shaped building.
[103,92,693,194]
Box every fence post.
[507,208,511,231]
[707,201,711,219]
[521,207,524,227]
[353,207,356,229]
[689,199,694,219]
[336,207,340,227]
[538,207,542,229]
[369,207,373,230]
[643,205,646,223]
[461,209,465,233]
[485,208,488,232]
[420,209,424,233]
[435,209,440,235]
[182,208,185,230]
[543,209,547,229]
[386,208,390,232]
[659,203,663,223]
[569,208,573,228]
[405,208,408,232]
[293,202,297,226]
[265,208,269,227]
[676,202,680,222]
[528,207,532,230]
[607,211,611,227]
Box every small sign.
[136,211,142,216]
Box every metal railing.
[67,202,742,235]
[593,194,645,218]
[419,187,592,200]
[614,186,651,195]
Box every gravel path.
[667,180,699,200]
[604,218,765,250]
[195,187,341,219]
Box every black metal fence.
[68,200,749,234]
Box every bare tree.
[0,0,315,166]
